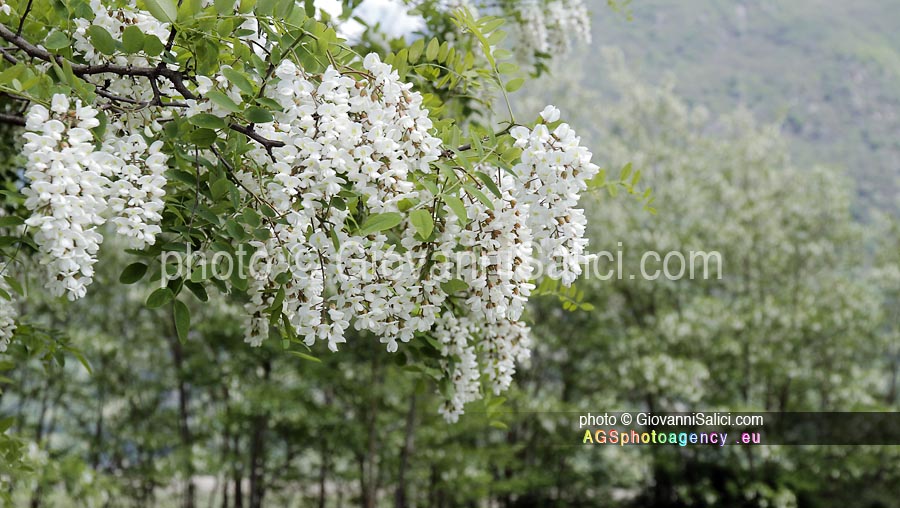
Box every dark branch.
[16,0,34,37]
[0,46,18,65]
[0,23,196,99]
[0,112,25,126]
[0,23,285,151]
[229,123,285,156]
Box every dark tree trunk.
[233,432,244,508]
[168,334,196,508]
[28,379,53,508]
[248,359,271,508]
[318,439,329,508]
[394,393,417,508]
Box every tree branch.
[0,46,17,64]
[0,23,196,99]
[0,112,25,126]
[16,0,34,36]
[0,23,286,151]
[228,123,285,156]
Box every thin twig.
[16,0,33,36]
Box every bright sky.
[315,0,425,40]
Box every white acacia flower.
[540,104,561,123]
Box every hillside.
[577,0,900,214]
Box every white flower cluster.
[104,136,168,248]
[67,0,176,129]
[16,0,176,299]
[0,277,15,352]
[22,97,109,299]
[517,0,592,57]
[435,107,597,420]
[22,95,168,299]
[219,49,597,419]
[71,0,171,67]
[238,53,444,353]
[510,105,600,285]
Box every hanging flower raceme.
[22,96,110,300]
[237,53,446,353]
[517,0,592,58]
[21,95,169,300]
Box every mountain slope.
[579,0,900,213]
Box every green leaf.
[206,90,241,113]
[145,0,178,23]
[119,262,149,284]
[497,62,517,74]
[0,417,15,433]
[486,29,507,46]
[3,276,23,296]
[184,280,209,302]
[0,64,25,85]
[210,178,230,200]
[222,67,255,95]
[143,35,165,56]
[493,48,513,60]
[44,31,71,50]
[358,212,403,236]
[409,209,434,240]
[245,106,273,124]
[189,128,218,146]
[188,113,227,129]
[505,77,525,93]
[173,300,190,343]
[67,348,93,375]
[425,38,439,60]
[481,17,505,33]
[215,0,234,15]
[267,287,285,313]
[464,184,493,209]
[146,287,173,308]
[443,195,468,225]
[86,25,117,56]
[440,278,469,293]
[408,38,424,61]
[256,0,277,15]
[242,208,261,228]
[0,216,23,228]
[121,26,145,54]
[475,171,502,198]
[288,350,321,363]
[225,219,247,240]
